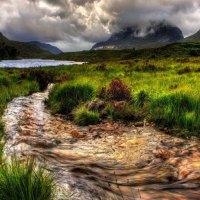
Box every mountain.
[27,41,62,54]
[0,32,9,42]
[0,33,52,59]
[92,23,184,50]
[183,30,200,42]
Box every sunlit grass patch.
[0,159,55,200]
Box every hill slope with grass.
[0,33,52,59]
[50,41,200,62]
[183,30,200,42]
[27,41,62,54]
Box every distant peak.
[92,22,183,50]
[0,32,8,41]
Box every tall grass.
[48,83,94,114]
[73,106,100,125]
[150,93,200,135]
[0,159,55,200]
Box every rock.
[70,130,86,139]
[154,150,172,159]
[134,122,144,127]
[113,101,127,109]
[88,99,106,111]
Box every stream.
[2,85,200,200]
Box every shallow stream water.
[2,86,200,200]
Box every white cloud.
[0,0,199,51]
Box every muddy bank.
[2,86,200,200]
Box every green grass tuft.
[73,106,100,125]
[0,159,55,200]
[48,83,94,114]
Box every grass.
[44,55,200,137]
[73,106,100,125]
[150,93,200,135]
[0,159,55,200]
[47,83,94,114]
[0,47,200,199]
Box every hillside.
[28,41,62,54]
[50,41,200,62]
[183,30,200,42]
[0,33,52,59]
[92,23,183,50]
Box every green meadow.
[46,56,200,137]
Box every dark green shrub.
[0,159,55,200]
[135,64,164,72]
[107,78,131,101]
[112,104,142,121]
[97,87,107,99]
[96,63,107,71]
[0,120,4,140]
[73,106,99,125]
[48,83,94,114]
[135,90,150,107]
[0,76,11,87]
[27,69,56,91]
[177,67,192,75]
[189,49,200,56]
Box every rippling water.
[2,86,200,200]
[0,59,84,68]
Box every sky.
[0,0,200,52]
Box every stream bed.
[2,85,200,200]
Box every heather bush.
[107,78,131,101]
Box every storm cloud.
[0,0,199,51]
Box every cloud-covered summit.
[0,0,199,51]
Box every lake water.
[0,59,84,68]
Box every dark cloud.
[0,0,199,51]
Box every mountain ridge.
[183,30,200,42]
[0,33,52,59]
[92,23,184,50]
[27,41,62,55]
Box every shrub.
[107,78,131,101]
[96,63,107,71]
[112,103,142,121]
[73,106,99,125]
[135,64,162,72]
[28,69,56,91]
[189,49,200,56]
[98,87,107,99]
[0,76,11,87]
[48,83,94,114]
[177,67,192,75]
[135,90,150,107]
[0,159,55,200]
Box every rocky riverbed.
[2,85,200,200]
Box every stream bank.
[2,85,200,200]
